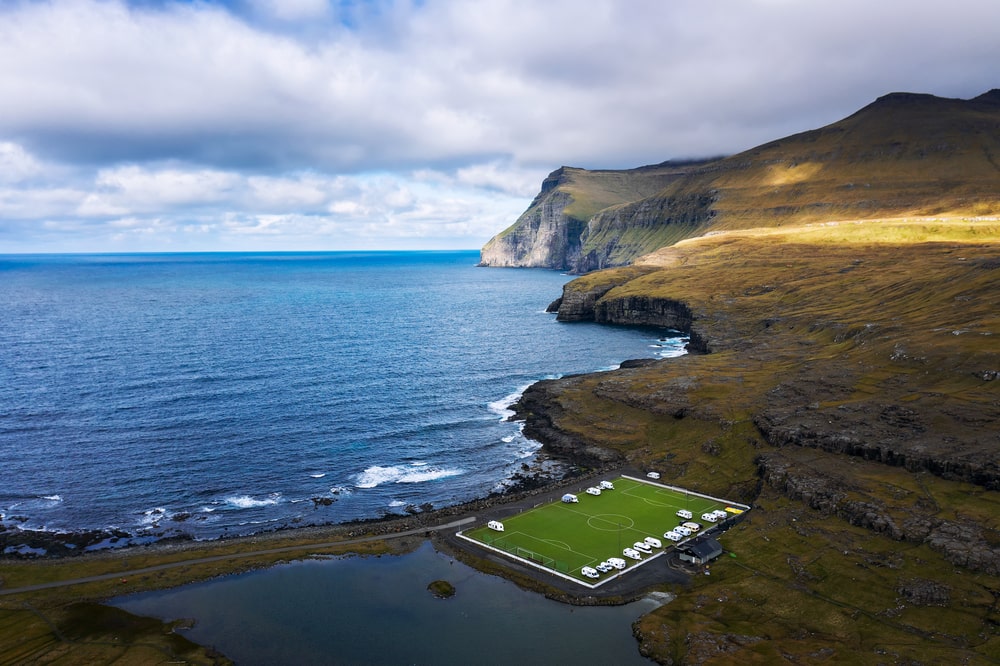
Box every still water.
[113,541,658,665]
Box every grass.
[463,476,742,583]
[531,218,1000,661]
[0,526,412,665]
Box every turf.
[462,476,744,584]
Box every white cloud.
[1,0,1000,251]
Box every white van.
[701,512,718,523]
[644,536,662,549]
[663,530,683,542]
[676,509,693,519]
[607,557,627,569]
[623,548,643,560]
[599,480,614,490]
[646,472,660,480]
[586,487,601,496]
[581,566,599,579]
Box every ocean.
[0,251,685,551]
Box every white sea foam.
[488,382,536,420]
[225,494,281,509]
[309,473,327,478]
[41,495,63,502]
[388,500,406,508]
[354,463,463,489]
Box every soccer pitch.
[459,475,747,586]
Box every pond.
[113,541,660,665]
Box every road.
[0,516,476,596]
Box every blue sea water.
[0,251,684,547]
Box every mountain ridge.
[481,89,1000,272]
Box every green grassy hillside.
[523,219,1000,663]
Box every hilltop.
[481,90,1000,272]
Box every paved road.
[0,517,476,597]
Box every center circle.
[587,514,635,531]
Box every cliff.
[478,161,708,270]
[484,90,1000,273]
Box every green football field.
[461,475,744,585]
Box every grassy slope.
[577,92,1000,267]
[534,219,1000,663]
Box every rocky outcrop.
[758,453,1000,575]
[513,378,623,467]
[593,295,694,330]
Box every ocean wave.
[41,494,63,502]
[353,463,463,489]
[488,382,537,420]
[224,493,282,509]
[309,473,327,478]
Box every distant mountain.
[481,90,1000,272]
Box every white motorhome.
[586,487,601,496]
[487,520,504,531]
[599,480,614,490]
[562,493,578,503]
[676,509,693,519]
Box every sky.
[1,0,998,253]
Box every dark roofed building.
[677,536,723,565]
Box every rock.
[427,580,455,599]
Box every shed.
[676,536,723,565]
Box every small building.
[676,536,723,565]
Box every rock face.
[479,168,586,269]
[479,162,706,271]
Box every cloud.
[1,0,1000,251]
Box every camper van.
[562,493,578,503]
[586,486,601,496]
[607,557,627,569]
[599,480,614,490]
[487,520,504,531]
[676,509,693,519]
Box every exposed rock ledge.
[548,274,709,353]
